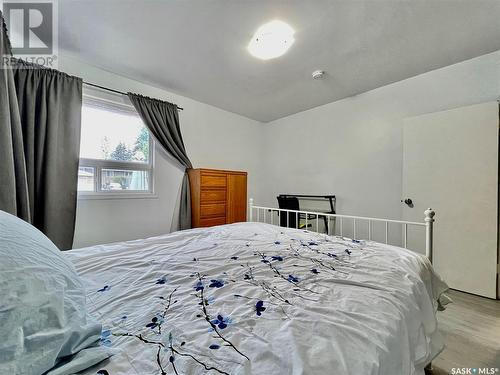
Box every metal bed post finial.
[249,198,254,222]
[424,208,435,263]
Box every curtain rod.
[83,81,184,111]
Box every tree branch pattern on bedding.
[89,230,359,375]
[66,222,448,375]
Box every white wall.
[65,50,500,248]
[60,55,265,248]
[261,51,500,242]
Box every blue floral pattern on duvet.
[90,230,361,375]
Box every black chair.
[277,196,319,229]
[277,195,331,232]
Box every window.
[78,92,154,196]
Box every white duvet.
[66,222,448,375]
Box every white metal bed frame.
[248,198,436,263]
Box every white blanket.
[66,222,448,375]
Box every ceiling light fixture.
[247,20,295,60]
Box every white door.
[402,102,498,298]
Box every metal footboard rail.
[248,198,435,263]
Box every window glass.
[77,167,95,192]
[79,105,149,163]
[78,96,153,195]
[101,169,149,191]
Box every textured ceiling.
[59,0,500,122]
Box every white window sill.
[78,192,159,200]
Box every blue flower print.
[97,285,110,292]
[194,281,204,291]
[146,317,158,329]
[209,279,224,288]
[211,314,230,329]
[287,275,299,283]
[255,301,266,316]
[156,276,167,285]
[310,268,320,274]
[146,316,164,329]
[100,329,112,347]
[204,296,216,305]
[271,255,284,261]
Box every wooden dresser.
[188,168,247,228]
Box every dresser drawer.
[200,203,226,218]
[201,174,227,188]
[201,189,227,203]
[199,216,226,227]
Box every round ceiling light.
[247,20,295,60]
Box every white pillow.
[0,210,112,375]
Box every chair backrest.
[277,196,300,210]
[277,196,299,228]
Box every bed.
[65,205,449,375]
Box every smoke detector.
[312,70,325,79]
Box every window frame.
[77,91,156,200]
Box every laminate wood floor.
[427,289,500,375]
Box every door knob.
[401,198,413,206]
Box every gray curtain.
[12,60,82,250]
[127,93,193,230]
[0,15,30,222]
[0,13,83,250]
